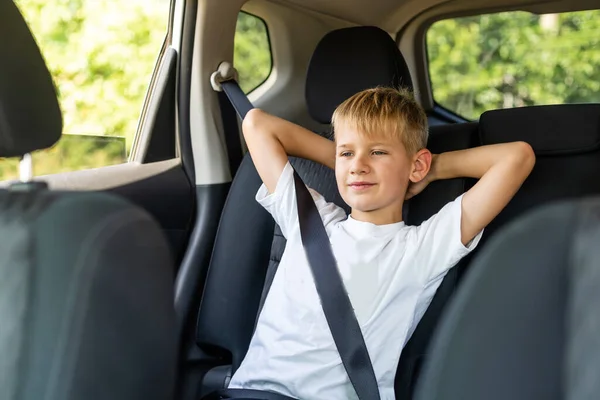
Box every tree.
[427,9,600,119]
[234,12,272,93]
[1,0,169,180]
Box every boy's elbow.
[242,108,264,137]
[511,141,536,174]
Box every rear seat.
[476,104,600,239]
[413,103,600,400]
[396,104,600,399]
[194,26,476,398]
[402,103,600,397]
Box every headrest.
[305,26,413,124]
[480,104,600,155]
[0,1,62,158]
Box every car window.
[234,11,272,93]
[427,9,600,120]
[0,0,170,181]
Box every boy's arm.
[242,109,336,193]
[427,142,536,245]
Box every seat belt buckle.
[211,61,239,92]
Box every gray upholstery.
[565,201,600,400]
[0,3,178,399]
[415,198,600,400]
[0,191,177,400]
[0,1,62,157]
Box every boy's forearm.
[244,109,336,169]
[429,142,535,182]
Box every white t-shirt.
[229,162,483,400]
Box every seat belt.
[211,64,381,400]
[217,91,244,176]
[211,63,246,177]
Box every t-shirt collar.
[343,215,405,238]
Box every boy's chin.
[344,199,381,213]
[343,195,405,215]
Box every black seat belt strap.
[217,90,243,176]
[220,78,254,120]
[216,76,381,400]
[211,62,251,177]
[293,172,381,400]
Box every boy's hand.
[404,174,432,200]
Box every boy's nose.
[350,156,370,175]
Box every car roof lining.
[268,0,599,33]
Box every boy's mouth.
[348,182,376,191]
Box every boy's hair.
[331,86,428,155]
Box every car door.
[8,0,197,266]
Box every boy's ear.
[410,149,432,183]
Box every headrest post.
[19,154,33,182]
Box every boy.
[227,87,535,399]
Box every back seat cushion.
[480,104,600,155]
[479,104,600,238]
[196,155,275,370]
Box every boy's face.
[334,124,428,225]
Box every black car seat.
[0,3,177,400]
[405,103,600,397]
[414,104,600,399]
[414,197,600,400]
[475,104,600,241]
[194,26,479,398]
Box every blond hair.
[331,87,428,154]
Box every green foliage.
[16,0,168,142]
[234,12,272,93]
[427,10,600,119]
[3,0,169,180]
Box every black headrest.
[305,26,413,124]
[480,104,600,155]
[0,1,62,158]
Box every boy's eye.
[372,150,387,156]
[339,151,353,157]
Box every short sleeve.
[255,161,346,239]
[413,194,484,283]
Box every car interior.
[2,0,599,399]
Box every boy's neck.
[350,207,404,226]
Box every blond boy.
[227,87,535,399]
